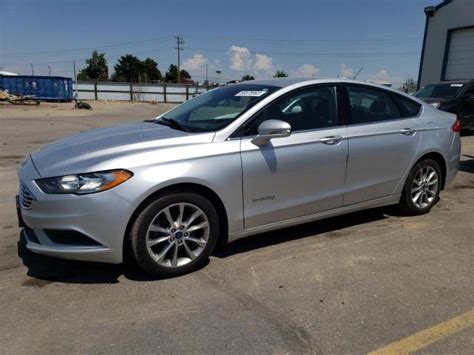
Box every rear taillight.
[452,117,461,133]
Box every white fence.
[73,82,212,103]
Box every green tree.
[113,54,143,82]
[273,70,288,78]
[164,64,191,83]
[141,58,162,82]
[180,69,191,80]
[77,50,108,81]
[112,55,163,83]
[164,64,179,83]
[241,74,255,81]
[400,77,417,93]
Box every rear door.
[342,85,422,205]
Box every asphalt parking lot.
[0,102,473,354]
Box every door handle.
[400,128,416,136]
[320,135,343,145]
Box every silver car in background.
[17,78,461,277]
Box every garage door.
[445,27,474,80]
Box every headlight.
[431,102,441,109]
[36,170,133,195]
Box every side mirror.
[251,119,291,146]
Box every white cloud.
[227,46,277,77]
[294,64,320,77]
[340,64,354,79]
[228,46,252,71]
[373,69,391,82]
[182,53,208,74]
[253,53,274,75]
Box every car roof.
[244,77,315,88]
[231,77,429,106]
[237,77,395,89]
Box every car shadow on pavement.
[17,232,155,284]
[214,208,390,258]
[460,155,474,173]
[17,207,396,284]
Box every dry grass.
[0,100,176,119]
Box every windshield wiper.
[154,117,188,132]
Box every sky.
[0,0,439,86]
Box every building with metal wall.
[418,0,474,88]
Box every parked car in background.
[17,78,461,277]
[415,80,474,130]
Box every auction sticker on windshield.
[235,90,268,97]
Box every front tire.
[130,192,219,278]
[399,159,442,215]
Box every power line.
[5,36,174,57]
[2,47,175,67]
[182,34,421,44]
[4,34,421,58]
[187,47,419,57]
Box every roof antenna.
[353,67,363,80]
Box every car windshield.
[155,84,279,132]
[415,83,464,99]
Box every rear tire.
[398,159,442,215]
[130,192,219,278]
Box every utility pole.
[175,36,184,83]
[30,63,34,76]
[205,64,208,83]
[48,66,51,76]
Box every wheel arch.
[413,151,447,190]
[123,182,229,261]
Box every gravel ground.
[0,102,472,354]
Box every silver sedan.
[17,78,461,277]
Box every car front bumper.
[17,157,134,264]
[22,227,116,263]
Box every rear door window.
[346,85,401,124]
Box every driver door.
[239,85,348,228]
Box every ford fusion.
[17,79,461,277]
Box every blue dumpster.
[0,75,73,102]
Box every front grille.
[19,183,36,209]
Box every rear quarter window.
[391,94,422,118]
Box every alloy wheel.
[411,166,439,209]
[145,203,210,268]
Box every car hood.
[31,122,215,177]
